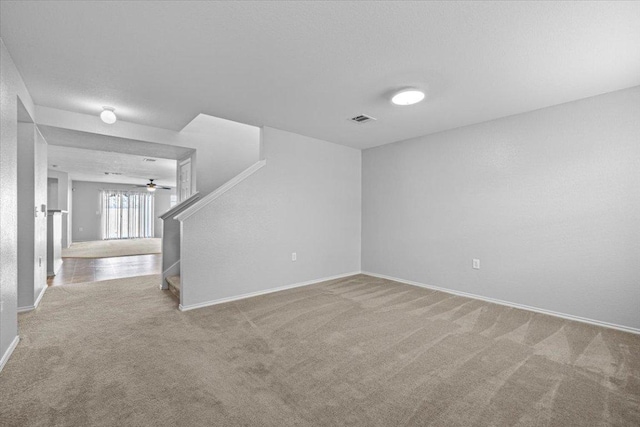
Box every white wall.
[179,114,261,195]
[362,86,640,331]
[47,169,71,247]
[180,127,361,307]
[71,180,174,241]
[154,190,174,238]
[35,107,261,198]
[0,39,36,367]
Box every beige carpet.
[1,274,638,426]
[61,238,161,258]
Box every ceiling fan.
[135,179,171,192]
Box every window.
[100,190,154,239]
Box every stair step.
[167,275,180,290]
[166,275,180,299]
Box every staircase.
[158,192,201,304]
[165,160,267,310]
[166,275,181,300]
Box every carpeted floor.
[1,274,638,426]
[61,238,161,258]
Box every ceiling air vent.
[349,114,376,124]
[143,158,157,162]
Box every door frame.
[177,153,196,202]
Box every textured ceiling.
[2,1,639,149]
[48,145,176,187]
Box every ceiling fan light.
[146,185,156,192]
[391,89,425,106]
[100,107,117,124]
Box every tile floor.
[47,254,162,286]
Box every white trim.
[158,192,200,220]
[362,271,640,335]
[175,160,267,222]
[0,336,20,373]
[178,271,360,312]
[17,285,47,313]
[34,284,47,308]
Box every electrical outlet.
[291,252,297,262]
[472,259,480,270]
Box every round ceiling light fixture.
[100,107,117,124]
[391,88,425,106]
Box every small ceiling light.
[146,186,156,192]
[100,107,117,124]
[391,88,425,106]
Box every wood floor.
[47,254,162,286]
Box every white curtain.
[101,190,154,240]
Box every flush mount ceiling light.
[391,88,425,106]
[100,107,117,124]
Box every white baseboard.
[179,271,361,312]
[361,271,640,335]
[17,285,48,313]
[0,336,20,373]
[34,284,47,308]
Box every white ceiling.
[2,1,639,149]
[48,145,177,187]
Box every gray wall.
[0,39,37,366]
[17,123,48,309]
[362,86,640,330]
[181,127,361,307]
[47,169,71,247]
[47,178,58,209]
[72,180,175,242]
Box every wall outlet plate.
[291,252,297,262]
[472,259,480,269]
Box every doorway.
[178,157,193,202]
